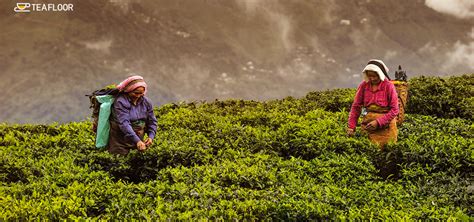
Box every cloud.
[235,0,294,51]
[442,28,474,71]
[418,42,438,54]
[236,0,265,14]
[384,50,398,61]
[83,39,113,53]
[425,0,474,19]
[265,10,293,51]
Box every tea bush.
[407,74,474,120]
[0,74,472,220]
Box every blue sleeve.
[114,96,141,144]
[144,97,158,140]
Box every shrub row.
[0,74,472,220]
[1,109,472,220]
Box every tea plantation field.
[1,74,473,220]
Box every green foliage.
[304,88,355,112]
[407,74,474,120]
[1,75,472,220]
[301,74,474,120]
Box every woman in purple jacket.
[107,75,158,155]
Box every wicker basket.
[391,80,409,125]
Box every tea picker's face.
[129,87,145,100]
[366,71,381,85]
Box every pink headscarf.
[117,75,147,94]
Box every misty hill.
[0,0,473,123]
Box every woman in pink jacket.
[347,59,399,147]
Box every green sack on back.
[95,95,115,149]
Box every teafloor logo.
[14,2,74,13]
[14,3,31,12]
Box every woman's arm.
[348,82,365,129]
[114,97,142,144]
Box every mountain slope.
[0,0,473,123]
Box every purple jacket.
[111,94,158,144]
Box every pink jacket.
[348,80,399,129]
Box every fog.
[425,0,474,19]
[0,0,472,123]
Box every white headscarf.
[362,59,389,82]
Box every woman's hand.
[144,138,153,147]
[365,120,378,131]
[137,141,147,151]
[347,128,355,137]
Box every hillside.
[0,75,473,220]
[1,0,473,123]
